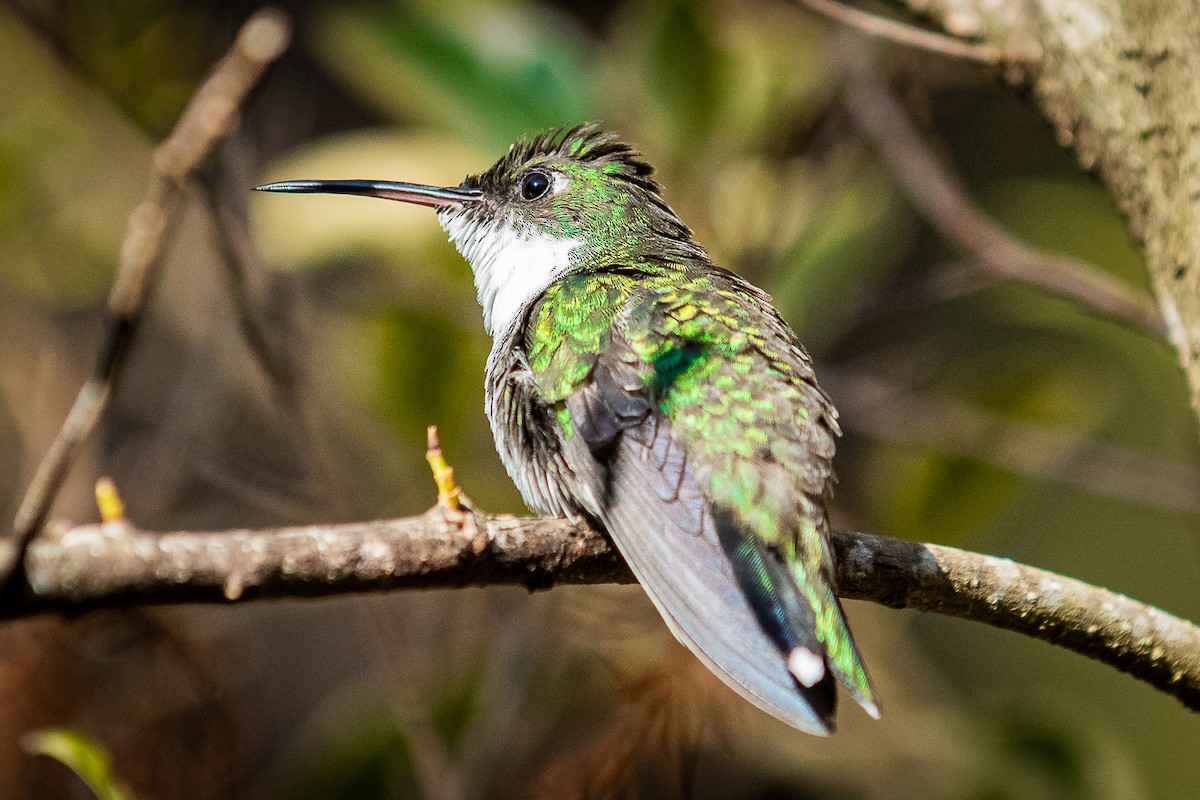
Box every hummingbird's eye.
[520,171,551,201]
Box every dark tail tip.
[802,670,838,728]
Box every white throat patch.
[439,212,581,336]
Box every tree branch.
[4,511,1197,711]
[839,60,1166,337]
[3,9,291,584]
[885,0,1200,432]
[797,0,1006,64]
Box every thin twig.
[841,66,1167,338]
[199,165,299,402]
[4,9,292,584]
[1,510,1197,711]
[198,156,346,517]
[797,0,1005,64]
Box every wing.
[563,390,838,733]
[527,267,878,733]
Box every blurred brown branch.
[841,64,1167,338]
[884,0,1200,433]
[4,9,292,585]
[1,510,1196,712]
[797,0,1006,64]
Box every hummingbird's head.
[257,124,704,335]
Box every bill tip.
[254,181,308,193]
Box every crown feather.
[470,123,663,197]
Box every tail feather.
[808,580,881,719]
[712,508,837,722]
[563,426,837,734]
[559,388,877,733]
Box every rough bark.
[4,511,1198,711]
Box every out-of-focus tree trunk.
[902,0,1200,429]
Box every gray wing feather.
[563,390,834,735]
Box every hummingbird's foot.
[425,425,476,511]
[424,426,491,554]
[94,477,133,538]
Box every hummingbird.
[257,124,879,734]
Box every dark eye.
[520,171,551,201]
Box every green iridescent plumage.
[526,257,875,717]
[258,123,879,734]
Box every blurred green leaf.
[375,306,479,446]
[279,708,421,800]
[694,3,833,154]
[0,5,148,309]
[998,716,1089,799]
[431,657,486,752]
[962,703,1135,800]
[21,728,132,800]
[768,158,912,350]
[985,177,1149,290]
[861,308,1132,545]
[315,3,596,150]
[869,446,1022,546]
[642,0,724,147]
[63,0,214,135]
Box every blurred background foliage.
[0,0,1197,798]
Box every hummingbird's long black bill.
[254,179,481,208]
